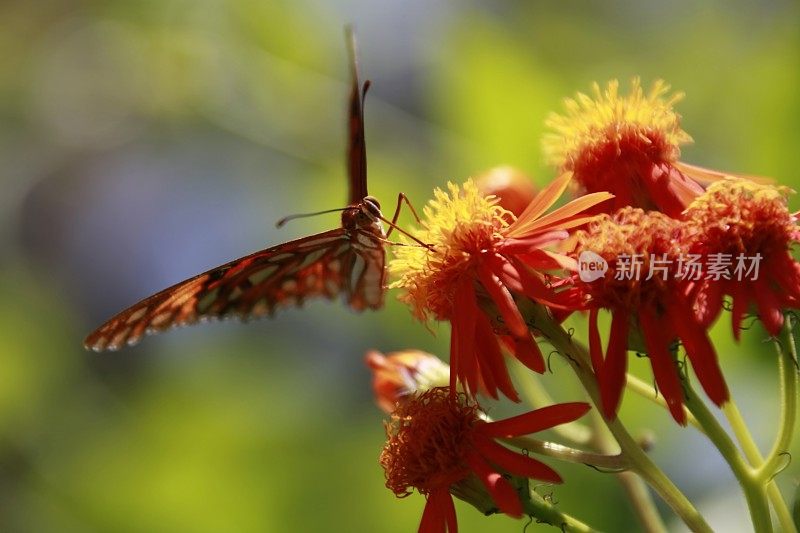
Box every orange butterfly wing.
[84,227,385,351]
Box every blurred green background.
[1,1,799,531]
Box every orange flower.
[572,207,728,424]
[365,350,449,413]
[684,178,800,338]
[380,387,590,533]
[390,176,610,401]
[543,79,756,217]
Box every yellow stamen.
[543,78,692,171]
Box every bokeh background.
[2,1,799,531]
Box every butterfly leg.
[385,192,422,238]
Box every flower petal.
[667,301,729,407]
[507,172,574,237]
[465,451,523,517]
[420,488,456,533]
[696,279,724,329]
[753,278,784,336]
[502,256,578,309]
[600,310,629,420]
[640,308,686,425]
[514,249,569,270]
[452,278,480,396]
[477,262,527,338]
[730,282,750,342]
[473,433,562,483]
[512,335,545,373]
[645,163,703,217]
[501,232,570,253]
[475,316,519,402]
[479,402,591,438]
[516,192,614,236]
[674,160,773,186]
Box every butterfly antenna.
[276,207,350,228]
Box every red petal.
[475,316,519,401]
[479,402,591,438]
[505,257,576,309]
[772,261,800,301]
[513,335,545,373]
[477,263,527,338]
[465,451,523,517]
[501,232,570,253]
[600,311,629,420]
[419,488,456,533]
[697,279,724,329]
[440,489,458,533]
[730,283,750,342]
[517,192,614,235]
[645,163,703,217]
[452,279,480,396]
[473,433,562,483]
[514,249,567,270]
[588,308,603,373]
[508,172,573,237]
[667,302,729,406]
[753,278,784,336]
[640,308,686,425]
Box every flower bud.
[365,350,449,413]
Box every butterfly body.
[84,30,388,352]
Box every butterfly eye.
[363,196,382,218]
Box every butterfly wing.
[84,228,384,351]
[346,27,369,204]
[345,227,386,311]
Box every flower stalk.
[682,374,773,532]
[516,299,713,532]
[522,485,599,533]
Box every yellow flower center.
[543,79,691,176]
[389,180,513,321]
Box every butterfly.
[84,30,404,352]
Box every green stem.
[521,301,711,533]
[723,401,765,466]
[503,435,629,470]
[682,378,773,532]
[523,487,599,532]
[759,317,798,483]
[725,403,797,533]
[587,408,668,533]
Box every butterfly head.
[342,196,384,234]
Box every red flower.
[543,79,758,217]
[380,387,590,533]
[572,207,729,424]
[390,177,610,401]
[684,178,800,339]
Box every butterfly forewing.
[346,27,368,204]
[84,227,385,351]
